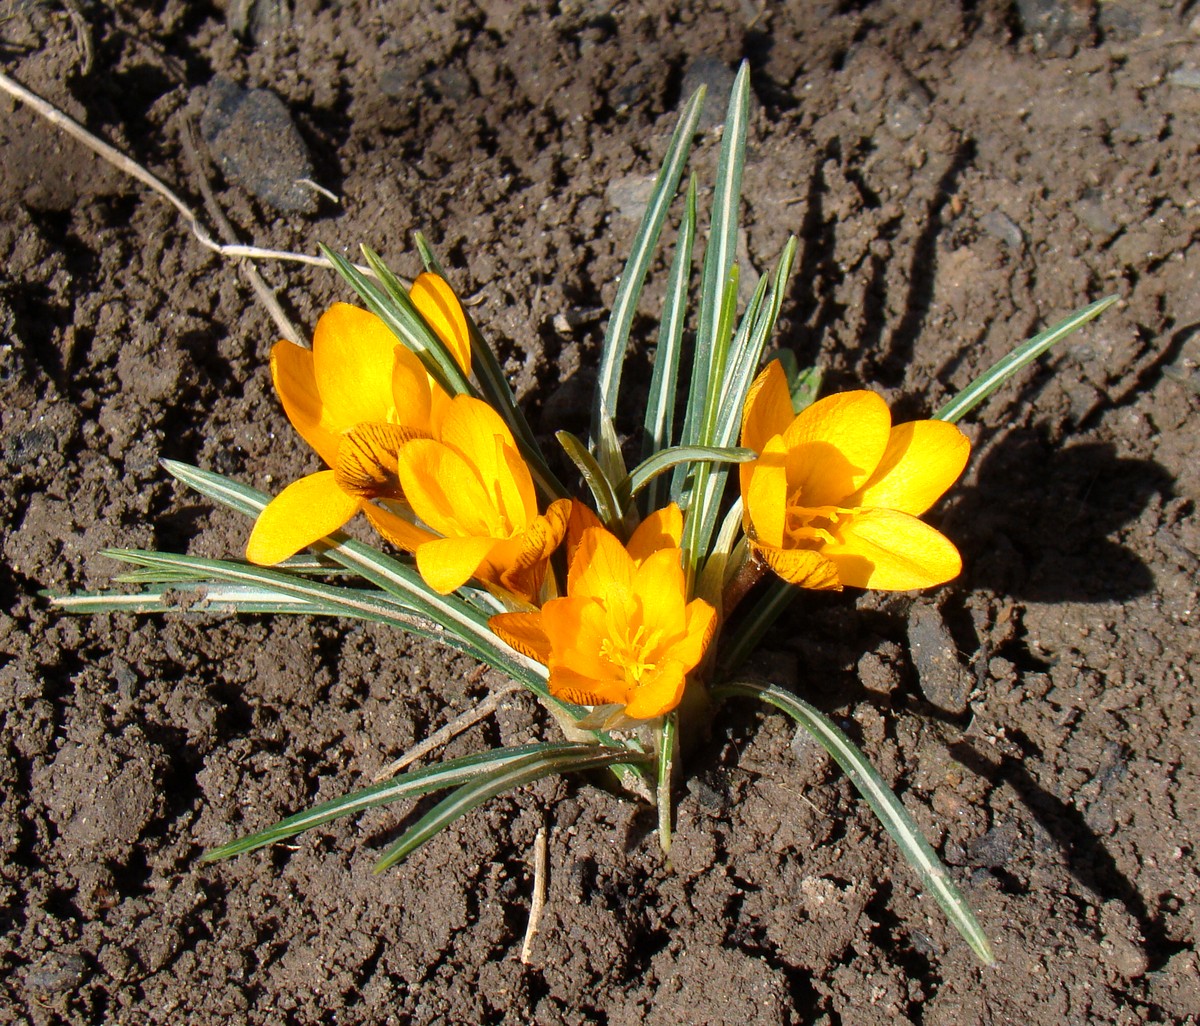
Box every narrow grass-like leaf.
[621,446,754,510]
[712,679,995,965]
[935,295,1118,424]
[694,496,745,610]
[591,85,707,447]
[163,458,270,517]
[556,430,623,528]
[656,712,677,856]
[50,582,337,617]
[374,745,649,872]
[677,61,750,453]
[642,174,698,514]
[203,742,605,861]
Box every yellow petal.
[391,345,434,427]
[438,396,532,526]
[781,391,891,506]
[411,272,472,377]
[362,502,436,553]
[741,360,795,452]
[566,499,605,564]
[848,420,970,515]
[624,661,687,720]
[752,541,843,591]
[667,598,718,669]
[397,438,496,537]
[488,611,552,663]
[548,664,627,709]
[334,421,421,498]
[312,303,402,431]
[415,535,498,593]
[627,503,683,562]
[742,438,790,548]
[480,498,571,603]
[825,508,962,590]
[245,471,361,565]
[543,598,612,683]
[271,341,342,467]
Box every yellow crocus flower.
[740,360,970,591]
[389,395,572,604]
[245,273,470,565]
[489,505,717,720]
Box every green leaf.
[641,174,697,515]
[620,445,754,510]
[591,85,707,448]
[712,679,995,965]
[556,430,624,528]
[935,295,1119,424]
[203,742,605,861]
[374,744,648,872]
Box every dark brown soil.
[3,2,1199,1023]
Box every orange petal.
[543,597,612,681]
[271,341,342,467]
[624,661,687,720]
[481,499,571,603]
[741,360,795,452]
[752,541,843,591]
[411,272,472,377]
[780,391,891,506]
[312,303,402,431]
[488,611,552,663]
[245,471,361,565]
[548,663,627,709]
[569,527,635,602]
[631,548,688,639]
[627,503,684,562]
[415,535,498,593]
[848,420,970,515]
[824,508,962,590]
[667,598,718,669]
[362,502,436,553]
[566,499,605,563]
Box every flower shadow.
[945,430,1169,602]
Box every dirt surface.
[2,1,1199,1023]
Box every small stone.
[606,174,656,222]
[25,952,88,996]
[980,210,1024,249]
[1075,189,1121,241]
[967,822,1018,868]
[681,56,738,132]
[907,604,972,714]
[200,77,318,214]
[424,66,474,103]
[1167,66,1200,91]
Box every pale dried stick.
[0,68,366,274]
[181,120,302,345]
[520,823,549,965]
[373,679,524,781]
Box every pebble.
[25,952,88,996]
[681,56,738,132]
[200,77,318,214]
[980,209,1024,249]
[1167,67,1200,91]
[605,174,656,222]
[907,603,972,715]
[1074,189,1121,241]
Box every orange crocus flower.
[245,273,470,565]
[489,504,717,720]
[740,361,970,591]
[385,395,572,604]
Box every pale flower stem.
[656,713,678,859]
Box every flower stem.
[656,712,678,859]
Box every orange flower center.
[599,621,666,684]
[784,498,853,549]
[334,422,421,499]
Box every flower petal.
[410,272,472,377]
[742,437,790,548]
[667,598,718,669]
[741,360,795,453]
[438,396,532,527]
[627,503,683,562]
[623,661,687,720]
[362,502,436,553]
[271,341,341,467]
[825,508,962,590]
[848,420,970,515]
[631,548,688,639]
[246,471,361,565]
[312,303,401,430]
[781,390,891,506]
[391,345,434,427]
[488,611,552,663]
[569,527,635,602]
[752,541,843,591]
[415,535,499,594]
[397,438,495,537]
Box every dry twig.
[520,823,549,965]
